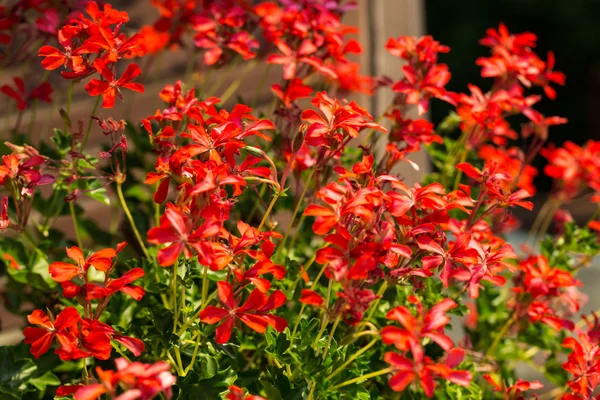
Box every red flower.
[199,281,287,344]
[147,206,220,266]
[226,385,266,400]
[1,77,52,111]
[562,332,600,396]
[299,289,324,307]
[528,301,574,331]
[382,296,457,362]
[416,234,477,287]
[38,29,90,71]
[49,246,116,283]
[271,78,313,108]
[74,357,176,400]
[23,307,81,359]
[483,375,543,399]
[84,59,144,108]
[0,196,8,231]
[384,348,471,397]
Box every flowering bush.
[1,1,600,399]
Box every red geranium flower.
[199,281,287,343]
[23,307,81,359]
[84,59,144,108]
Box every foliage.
[1,1,599,399]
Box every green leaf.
[28,371,60,391]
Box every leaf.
[28,371,60,391]
[85,186,110,206]
[178,373,230,400]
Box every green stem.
[65,81,74,133]
[116,182,150,259]
[453,150,468,190]
[486,311,518,358]
[322,314,341,360]
[82,96,101,149]
[69,202,83,248]
[327,337,378,380]
[172,263,179,333]
[330,368,393,390]
[257,193,280,231]
[275,168,316,262]
[201,263,209,310]
[184,332,203,376]
[364,281,388,322]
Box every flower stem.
[486,311,518,358]
[201,263,209,310]
[322,314,341,360]
[116,181,150,259]
[69,202,83,248]
[330,367,393,390]
[276,168,316,262]
[82,96,101,149]
[172,263,179,333]
[257,193,279,231]
[327,337,378,380]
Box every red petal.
[157,242,184,267]
[216,281,236,309]
[113,335,144,356]
[299,289,323,306]
[74,383,107,400]
[215,316,235,343]
[199,306,230,324]
[49,261,80,282]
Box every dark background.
[426,0,600,190]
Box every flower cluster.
[2,2,600,399]
[382,297,472,397]
[38,2,145,108]
[24,243,144,360]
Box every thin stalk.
[364,281,388,322]
[257,193,279,231]
[289,261,328,343]
[322,314,341,360]
[65,81,74,133]
[330,368,393,390]
[82,96,101,149]
[201,263,209,310]
[275,168,316,262]
[172,263,179,333]
[116,182,150,259]
[184,332,203,376]
[69,202,83,248]
[486,311,518,358]
[327,337,378,380]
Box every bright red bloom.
[384,348,471,397]
[528,301,574,331]
[84,59,144,108]
[271,78,313,108]
[199,281,287,344]
[38,29,90,71]
[562,331,600,396]
[23,307,81,359]
[483,375,543,399]
[382,296,457,362]
[147,206,220,266]
[299,289,324,307]
[226,385,266,400]
[49,246,116,283]
[416,234,478,288]
[74,357,176,400]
